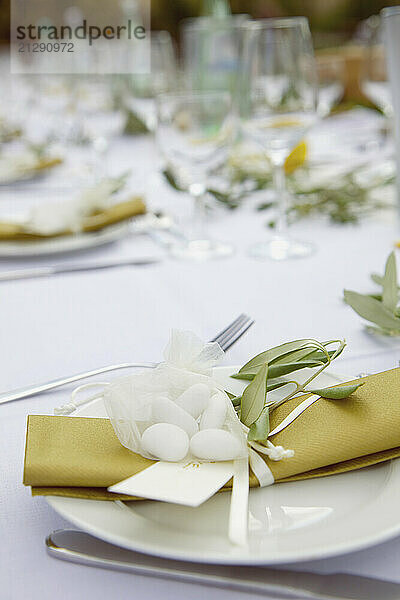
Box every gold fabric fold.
[24,368,400,500]
[0,197,146,241]
[34,157,63,171]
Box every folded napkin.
[0,155,62,185]
[32,157,63,171]
[0,197,146,241]
[23,368,400,500]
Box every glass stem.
[189,184,207,241]
[272,161,288,237]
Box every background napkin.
[0,197,146,240]
[24,368,400,500]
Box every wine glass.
[316,54,345,117]
[156,91,235,260]
[181,15,248,97]
[360,15,393,118]
[124,31,177,132]
[239,17,318,260]
[74,76,126,179]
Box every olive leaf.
[232,342,344,382]
[248,408,270,442]
[371,272,384,286]
[268,360,326,378]
[231,372,258,381]
[163,168,186,192]
[371,269,400,292]
[382,252,398,312]
[124,111,150,135]
[272,345,325,365]
[310,382,364,400]
[238,339,328,376]
[345,252,400,335]
[344,290,400,332]
[225,391,242,407]
[232,360,323,380]
[240,363,268,427]
[273,338,344,364]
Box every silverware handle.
[45,530,312,598]
[46,530,400,600]
[0,258,159,283]
[0,363,157,405]
[52,258,159,274]
[0,266,55,281]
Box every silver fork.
[0,314,254,406]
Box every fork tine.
[213,315,253,352]
[210,314,247,345]
[220,318,254,352]
[216,314,251,349]
[216,315,249,350]
[220,316,253,351]
[212,315,247,347]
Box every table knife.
[46,530,400,600]
[0,257,160,282]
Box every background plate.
[0,222,130,257]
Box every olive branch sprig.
[344,251,400,336]
[228,338,363,443]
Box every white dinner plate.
[0,222,130,257]
[47,366,400,565]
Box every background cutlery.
[0,257,160,283]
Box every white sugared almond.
[175,383,210,418]
[200,391,227,430]
[190,429,242,461]
[141,423,189,462]
[152,396,198,438]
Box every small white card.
[108,461,235,507]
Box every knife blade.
[46,530,400,600]
[0,257,160,282]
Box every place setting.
[17,309,400,598]
[4,2,400,600]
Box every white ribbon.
[227,440,294,546]
[54,382,109,415]
[229,458,250,546]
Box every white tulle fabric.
[103,330,247,461]
[163,329,225,375]
[27,179,122,235]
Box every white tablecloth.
[2,133,400,600]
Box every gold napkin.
[34,157,63,172]
[0,197,146,241]
[24,368,400,500]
